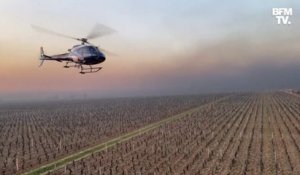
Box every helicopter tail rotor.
[39,47,49,67]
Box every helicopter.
[32,24,116,74]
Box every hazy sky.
[0,0,300,100]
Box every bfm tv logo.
[272,8,292,25]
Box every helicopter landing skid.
[63,62,102,74]
[79,65,102,74]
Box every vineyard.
[0,95,223,175]
[1,92,300,175]
[48,92,300,175]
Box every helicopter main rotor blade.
[98,46,118,56]
[31,25,78,40]
[86,23,116,40]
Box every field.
[0,95,223,175]
[1,92,300,175]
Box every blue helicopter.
[32,24,116,74]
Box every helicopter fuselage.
[69,44,105,65]
[39,44,106,74]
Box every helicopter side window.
[76,47,97,57]
[75,47,84,55]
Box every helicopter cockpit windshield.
[74,46,99,57]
